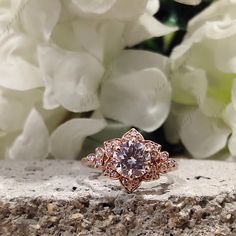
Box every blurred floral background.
[0,0,235,161]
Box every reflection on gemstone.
[113,140,150,178]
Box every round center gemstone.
[114,140,150,178]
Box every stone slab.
[0,159,235,235]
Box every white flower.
[101,50,171,132]
[167,0,236,159]
[0,0,175,159]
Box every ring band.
[83,128,177,193]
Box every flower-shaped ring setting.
[85,128,177,193]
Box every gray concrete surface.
[0,159,235,235]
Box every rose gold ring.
[83,128,178,193]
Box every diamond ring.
[84,128,178,193]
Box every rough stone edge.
[0,191,235,236]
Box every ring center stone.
[114,140,150,178]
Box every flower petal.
[0,4,14,34]
[0,32,35,59]
[125,13,177,46]
[200,96,225,118]
[21,0,61,41]
[179,109,230,158]
[50,116,107,159]
[111,49,169,76]
[99,21,125,63]
[51,21,81,52]
[223,103,236,131]
[72,0,116,14]
[72,0,148,20]
[174,0,201,5]
[0,88,43,132]
[146,0,160,15]
[0,57,43,90]
[188,0,236,33]
[7,108,49,160]
[101,51,171,132]
[213,28,236,73]
[0,132,18,160]
[72,19,104,61]
[108,0,148,20]
[38,46,104,112]
[72,19,125,62]
[42,74,60,110]
[171,67,208,105]
[164,111,180,144]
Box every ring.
[84,128,178,193]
